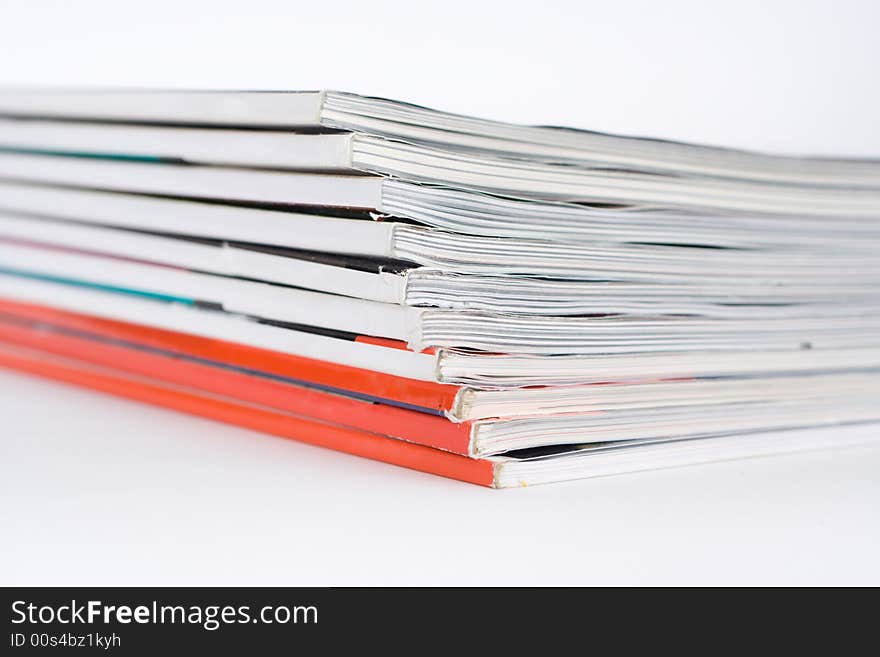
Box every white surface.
[1,0,879,585]
[2,368,879,586]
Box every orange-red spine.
[0,297,460,412]
[0,343,495,487]
[0,319,473,454]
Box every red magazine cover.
[0,297,459,412]
[0,307,474,454]
[0,339,496,487]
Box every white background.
[1,0,879,585]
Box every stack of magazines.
[0,89,878,487]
